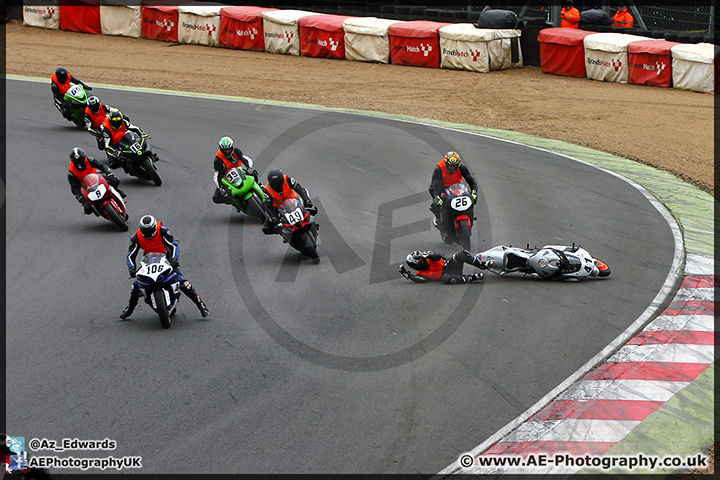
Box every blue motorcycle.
[135,253,180,329]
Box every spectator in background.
[612,4,634,28]
[561,0,581,28]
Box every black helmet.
[87,95,100,114]
[139,215,157,239]
[70,147,88,171]
[55,66,68,83]
[267,169,284,192]
[109,110,124,129]
[405,251,428,270]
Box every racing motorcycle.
[275,197,320,263]
[477,243,611,281]
[220,167,269,222]
[135,252,181,329]
[433,182,475,250]
[80,173,129,231]
[54,83,88,128]
[110,130,162,186]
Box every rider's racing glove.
[471,190,478,204]
[398,264,411,280]
[306,204,318,216]
[128,267,137,278]
[432,196,443,207]
[170,258,180,269]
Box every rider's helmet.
[219,137,235,161]
[405,251,428,271]
[87,96,101,114]
[55,66,69,83]
[443,151,461,172]
[267,169,285,192]
[139,215,158,239]
[70,147,89,171]
[108,110,124,130]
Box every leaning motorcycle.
[275,197,320,263]
[135,253,181,329]
[433,182,475,251]
[110,130,162,186]
[80,173,129,231]
[221,167,269,222]
[477,244,611,280]
[54,83,88,128]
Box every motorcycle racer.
[398,249,485,284]
[213,136,259,209]
[67,147,126,215]
[120,215,209,319]
[51,66,92,122]
[429,151,478,227]
[261,168,317,234]
[84,96,134,149]
[99,109,149,168]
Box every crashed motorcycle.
[432,182,475,250]
[135,253,181,329]
[220,167,269,222]
[272,197,320,264]
[80,173,129,231]
[477,244,611,281]
[54,83,88,128]
[108,130,162,186]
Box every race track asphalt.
[5,79,677,474]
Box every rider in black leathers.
[67,147,126,215]
[120,215,209,319]
[429,151,479,227]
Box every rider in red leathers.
[398,250,485,284]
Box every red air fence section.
[389,20,450,68]
[538,27,595,77]
[141,3,183,43]
[628,40,681,87]
[220,6,278,51]
[59,0,101,35]
[299,14,355,59]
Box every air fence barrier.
[21,1,717,94]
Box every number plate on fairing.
[88,184,107,201]
[450,195,472,211]
[284,208,304,225]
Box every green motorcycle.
[55,83,89,128]
[221,167,269,223]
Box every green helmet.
[219,136,234,158]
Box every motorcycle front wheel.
[245,194,269,223]
[457,220,471,251]
[103,203,128,231]
[153,290,171,329]
[595,259,611,277]
[142,157,162,186]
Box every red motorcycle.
[81,173,129,231]
[276,197,320,263]
[434,182,474,250]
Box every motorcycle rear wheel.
[104,203,129,231]
[142,158,162,186]
[154,290,171,329]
